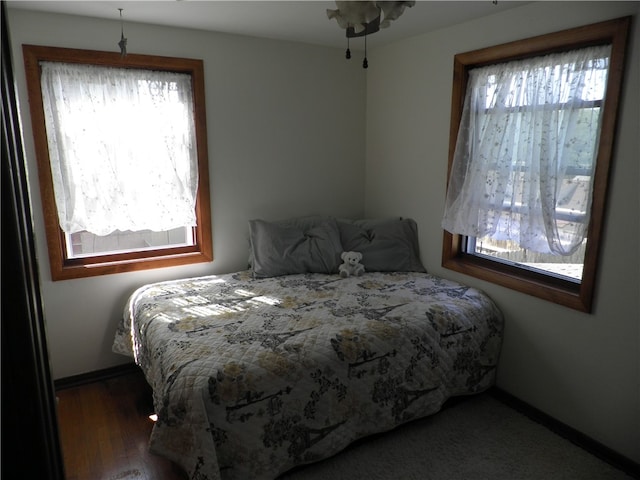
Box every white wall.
[365,1,639,463]
[7,9,366,379]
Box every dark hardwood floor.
[56,370,186,480]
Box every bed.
[112,216,503,480]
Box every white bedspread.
[113,270,503,480]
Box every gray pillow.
[337,217,426,272]
[249,217,343,278]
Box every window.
[441,17,630,312]
[23,45,213,280]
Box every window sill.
[442,233,592,313]
[51,248,213,281]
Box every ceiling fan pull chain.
[363,33,368,69]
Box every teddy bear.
[339,251,365,278]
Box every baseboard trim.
[54,363,141,391]
[490,387,639,479]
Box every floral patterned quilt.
[113,270,503,480]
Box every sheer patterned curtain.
[40,61,198,236]
[441,45,611,255]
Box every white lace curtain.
[40,61,198,236]
[441,45,611,255]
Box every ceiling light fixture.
[327,1,415,69]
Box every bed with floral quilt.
[112,217,503,480]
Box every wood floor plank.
[56,370,186,480]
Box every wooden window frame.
[23,45,213,281]
[441,17,631,313]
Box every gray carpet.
[279,393,633,480]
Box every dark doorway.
[1,3,65,478]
